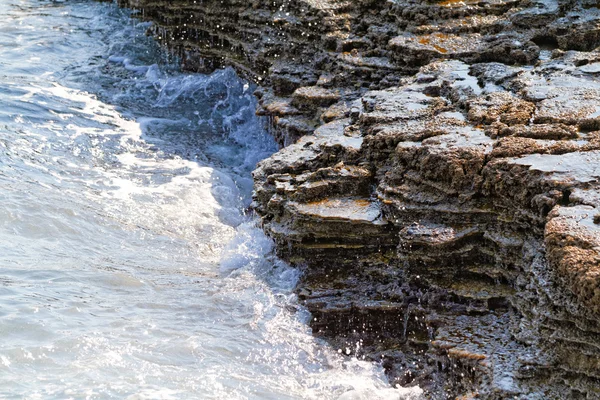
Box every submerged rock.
[118,0,600,397]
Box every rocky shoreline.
[117,0,600,398]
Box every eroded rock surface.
[253,58,600,398]
[118,0,600,398]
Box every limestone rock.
[118,0,600,397]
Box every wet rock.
[546,205,600,314]
[252,56,600,398]
[389,33,539,66]
[291,86,341,110]
[467,92,535,127]
[118,0,600,397]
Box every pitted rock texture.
[253,58,600,399]
[252,57,600,398]
[118,0,600,398]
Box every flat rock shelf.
[117,0,600,398]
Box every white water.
[0,1,423,399]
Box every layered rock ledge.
[118,0,600,398]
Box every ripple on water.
[0,1,423,399]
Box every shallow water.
[0,1,423,399]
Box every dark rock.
[117,0,600,397]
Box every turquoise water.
[0,1,422,399]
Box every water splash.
[0,1,423,399]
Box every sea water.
[0,1,423,399]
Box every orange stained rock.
[437,0,477,7]
[418,33,451,53]
[353,199,372,207]
[308,197,372,207]
[432,44,448,53]
[309,197,332,206]
[448,347,488,360]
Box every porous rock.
[117,0,600,397]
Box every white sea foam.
[0,1,423,399]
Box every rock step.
[290,197,383,223]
